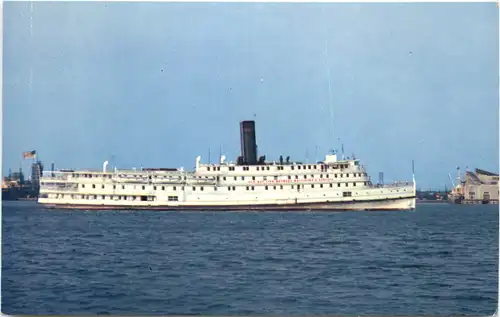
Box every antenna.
[323,18,335,144]
[412,160,416,187]
[208,148,211,164]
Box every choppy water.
[2,201,498,315]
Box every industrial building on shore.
[448,168,499,204]
[2,150,44,201]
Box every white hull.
[39,196,415,211]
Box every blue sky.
[3,2,498,190]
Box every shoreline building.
[448,168,499,204]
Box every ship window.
[320,174,323,178]
[252,176,255,180]
[142,186,145,190]
[330,184,333,188]
[232,186,236,190]
[193,187,196,191]
[304,175,307,179]
[267,167,270,170]
[311,184,315,188]
[265,186,269,190]
[241,176,245,180]
[246,186,249,190]
[214,186,217,191]
[102,185,105,189]
[273,186,277,190]
[295,175,299,179]
[217,167,220,171]
[93,195,97,199]
[288,176,291,179]
[274,176,278,180]
[228,187,231,191]
[257,167,260,171]
[223,177,226,180]
[314,165,317,169]
[234,177,237,180]
[92,184,96,189]
[82,184,85,188]
[338,183,341,187]
[298,166,301,170]
[140,196,147,201]
[207,167,211,171]
[201,187,204,191]
[251,186,255,190]
[168,196,178,201]
[345,183,348,187]
[311,175,314,178]
[292,185,294,189]
[320,184,323,188]
[364,182,367,185]
[182,186,185,190]
[291,166,295,170]
[154,186,157,190]
[122,185,125,189]
[343,192,352,197]
[173,186,176,190]
[280,185,283,189]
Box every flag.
[23,150,36,159]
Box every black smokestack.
[240,120,257,165]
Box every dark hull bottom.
[40,197,416,212]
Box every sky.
[3,1,499,190]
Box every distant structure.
[448,168,499,204]
[2,151,43,201]
[378,172,384,185]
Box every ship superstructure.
[38,120,416,211]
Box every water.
[2,201,498,315]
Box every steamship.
[38,120,416,211]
